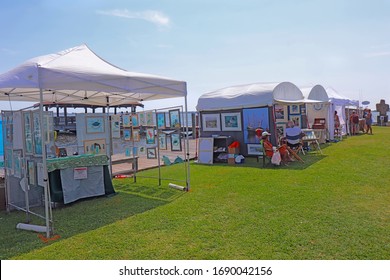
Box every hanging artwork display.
[147,147,157,159]
[132,129,140,142]
[23,111,33,154]
[13,150,22,178]
[123,129,131,141]
[170,133,182,151]
[146,128,155,144]
[201,113,221,131]
[138,112,146,126]
[83,139,106,155]
[27,160,36,186]
[158,133,167,150]
[111,115,121,138]
[122,114,131,128]
[157,112,166,129]
[169,109,181,128]
[274,105,287,122]
[221,112,242,131]
[131,113,139,127]
[86,116,105,134]
[146,111,154,126]
[32,111,42,155]
[242,107,270,144]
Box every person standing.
[349,111,359,135]
[365,109,373,135]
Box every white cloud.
[97,9,170,28]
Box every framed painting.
[132,129,140,142]
[276,123,286,138]
[289,115,301,128]
[32,111,42,156]
[123,129,131,141]
[111,115,121,138]
[131,113,139,127]
[147,147,157,159]
[242,107,270,144]
[169,109,181,128]
[201,113,221,131]
[221,112,242,131]
[170,133,182,151]
[146,128,155,144]
[158,133,167,150]
[138,146,146,156]
[138,112,146,126]
[146,111,154,126]
[13,150,22,178]
[247,144,263,156]
[27,160,36,186]
[274,105,287,122]
[289,104,300,114]
[84,139,106,155]
[122,114,131,128]
[156,112,166,129]
[86,116,105,134]
[23,111,33,154]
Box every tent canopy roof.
[196,81,306,111]
[326,87,359,107]
[0,44,187,107]
[301,84,329,102]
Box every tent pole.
[184,95,191,191]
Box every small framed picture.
[170,133,182,151]
[274,105,287,122]
[158,133,167,150]
[289,115,301,128]
[122,114,131,128]
[86,116,105,134]
[131,113,139,127]
[247,144,263,156]
[221,112,242,131]
[289,104,300,114]
[132,129,140,142]
[27,160,36,186]
[147,147,157,159]
[169,109,181,128]
[84,139,106,155]
[123,129,131,141]
[276,123,286,138]
[157,112,166,129]
[201,113,221,131]
[146,128,155,144]
[146,111,154,126]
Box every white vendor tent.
[196,82,306,111]
[302,85,359,139]
[0,44,189,237]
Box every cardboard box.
[228,147,239,154]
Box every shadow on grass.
[0,182,185,260]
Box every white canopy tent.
[0,44,189,237]
[302,85,359,139]
[196,81,308,112]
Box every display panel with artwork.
[147,147,157,159]
[146,128,155,144]
[157,112,166,129]
[84,139,106,155]
[158,133,167,150]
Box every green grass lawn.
[1,127,389,260]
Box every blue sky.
[1,0,389,111]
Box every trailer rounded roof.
[196,81,304,111]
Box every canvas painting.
[86,116,105,134]
[242,107,270,144]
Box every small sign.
[74,167,88,180]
